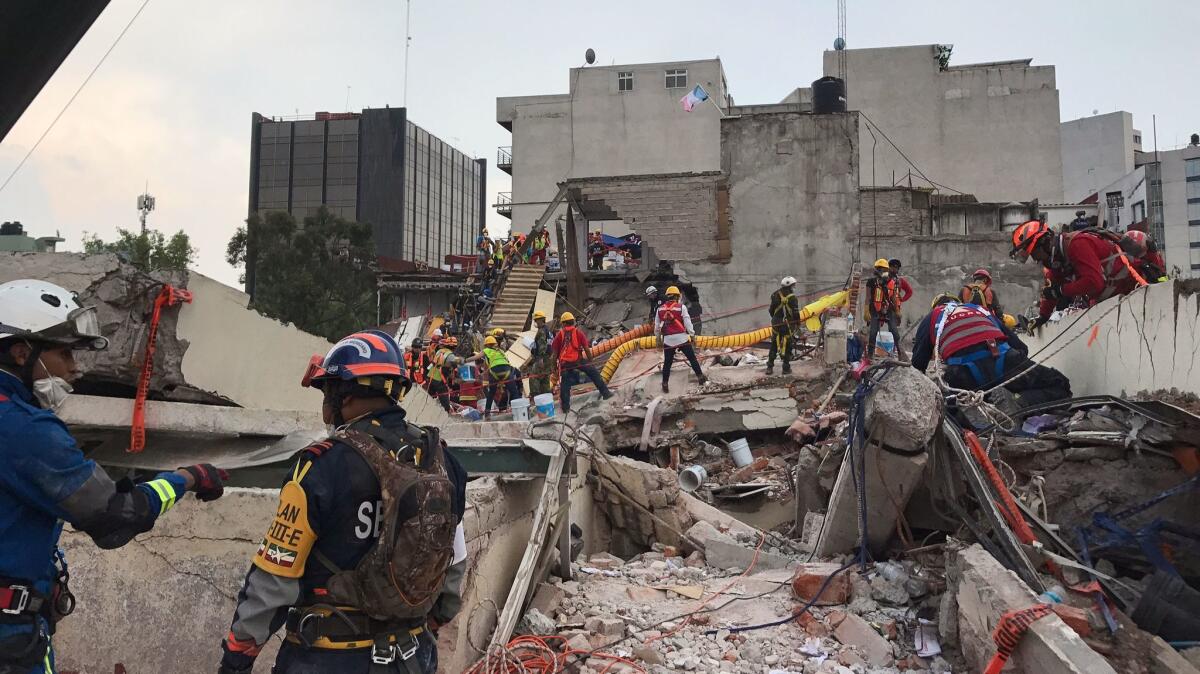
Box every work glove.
[180,463,229,502]
[1041,285,1064,302]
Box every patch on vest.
[252,480,316,578]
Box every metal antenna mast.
[836,0,847,81]
[403,0,412,107]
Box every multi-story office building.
[1060,111,1142,204]
[247,108,486,291]
[1133,138,1200,276]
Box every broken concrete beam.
[791,563,852,604]
[815,442,928,557]
[863,365,942,451]
[828,609,894,668]
[702,537,795,572]
[689,386,798,432]
[953,544,1116,674]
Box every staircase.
[489,264,546,333]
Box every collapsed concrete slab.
[951,544,1116,674]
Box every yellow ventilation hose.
[598,290,848,383]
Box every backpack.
[321,425,457,621]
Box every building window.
[1187,158,1200,179]
[1132,201,1145,223]
[617,71,633,92]
[1191,241,1200,248]
[1133,134,1141,145]
[1190,201,1200,222]
[664,69,687,89]
[1189,181,1200,200]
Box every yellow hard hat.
[488,327,505,336]
[665,285,681,297]
[484,336,498,347]
[532,310,547,320]
[874,258,890,270]
[1003,314,1017,329]
[560,311,575,322]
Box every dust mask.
[32,360,73,412]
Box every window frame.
[664,68,688,89]
[1187,158,1200,179]
[617,71,634,92]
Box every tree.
[226,207,376,341]
[82,228,195,271]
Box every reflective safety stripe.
[292,459,314,483]
[933,304,1005,359]
[145,478,177,514]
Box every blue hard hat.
[302,329,407,389]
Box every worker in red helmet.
[1010,220,1148,332]
[959,268,1004,318]
[1121,230,1168,283]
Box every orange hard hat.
[1010,220,1049,261]
[972,268,992,282]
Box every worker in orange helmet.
[1121,230,1168,283]
[1010,219,1147,333]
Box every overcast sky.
[1,0,1196,288]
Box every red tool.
[128,284,193,453]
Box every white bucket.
[510,397,530,422]
[533,393,555,418]
[726,438,753,467]
[875,330,895,357]
[678,465,708,492]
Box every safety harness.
[1053,230,1149,302]
[934,303,1009,387]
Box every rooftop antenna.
[137,184,155,234]
[403,0,412,107]
[345,85,351,112]
[835,0,847,81]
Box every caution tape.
[129,284,193,453]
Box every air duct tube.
[590,323,653,358]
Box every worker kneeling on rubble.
[911,294,1072,414]
[220,330,467,674]
[0,280,227,674]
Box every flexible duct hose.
[598,290,849,382]
[590,323,653,358]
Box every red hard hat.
[972,268,992,281]
[1011,220,1049,261]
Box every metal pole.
[403,0,412,107]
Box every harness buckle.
[2,585,30,615]
[398,633,420,660]
[372,642,397,665]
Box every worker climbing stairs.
[489,263,545,333]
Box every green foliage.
[226,207,376,341]
[82,228,195,271]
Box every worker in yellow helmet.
[863,258,905,362]
[479,335,522,417]
[526,310,555,397]
[551,312,613,413]
[655,286,708,393]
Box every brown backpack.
[321,424,457,621]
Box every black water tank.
[812,76,847,114]
[0,221,23,236]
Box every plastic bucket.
[678,465,708,492]
[534,393,555,418]
[875,330,895,357]
[510,397,530,422]
[726,438,753,467]
[457,365,476,382]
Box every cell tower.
[137,190,155,234]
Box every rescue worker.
[404,338,428,389]
[959,269,1004,318]
[1069,210,1090,231]
[766,276,801,375]
[551,312,613,413]
[654,286,708,394]
[1122,230,1168,283]
[864,258,905,360]
[588,233,606,270]
[1010,219,1149,332]
[427,336,477,413]
[525,311,555,397]
[912,294,1072,415]
[529,229,550,265]
[645,286,661,325]
[0,280,227,673]
[888,259,914,313]
[487,327,513,351]
[220,330,467,674]
[479,336,522,416]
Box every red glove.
[180,464,229,501]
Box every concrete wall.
[679,112,860,334]
[825,45,1064,203]
[1025,279,1200,397]
[54,460,596,673]
[573,173,723,261]
[1060,111,1136,203]
[499,59,727,234]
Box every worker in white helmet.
[766,276,801,375]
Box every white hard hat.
[645,286,657,296]
[0,280,108,350]
[781,276,797,287]
[433,328,443,338]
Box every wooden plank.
[489,445,567,648]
